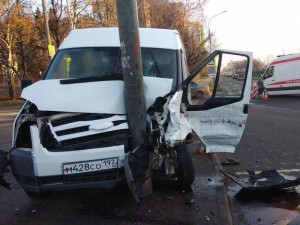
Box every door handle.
[243,104,249,114]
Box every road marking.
[235,169,300,176]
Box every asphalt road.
[1,95,300,225]
[218,96,300,225]
[0,103,21,150]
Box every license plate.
[63,158,118,175]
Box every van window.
[263,66,274,79]
[188,53,248,106]
[181,51,189,80]
[45,47,177,81]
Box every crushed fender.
[221,169,300,191]
[124,92,193,201]
[124,144,153,202]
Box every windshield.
[44,47,177,81]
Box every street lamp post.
[208,10,227,53]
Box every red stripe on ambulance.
[268,78,300,86]
[270,57,300,66]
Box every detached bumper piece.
[222,169,300,191]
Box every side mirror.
[261,74,266,80]
[21,80,32,90]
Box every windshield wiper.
[60,73,124,85]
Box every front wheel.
[25,190,51,199]
[175,144,195,189]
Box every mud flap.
[124,144,153,202]
[0,149,11,190]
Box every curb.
[0,100,24,105]
[211,153,233,225]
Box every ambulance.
[262,53,300,96]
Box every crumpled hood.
[21,77,173,114]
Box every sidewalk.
[187,141,233,225]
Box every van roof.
[59,28,182,50]
[271,53,300,66]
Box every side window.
[141,49,176,79]
[215,54,247,98]
[187,53,248,106]
[188,56,214,105]
[263,66,274,79]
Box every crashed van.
[8,28,252,198]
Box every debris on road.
[221,169,300,191]
[164,196,174,200]
[221,158,240,166]
[184,197,196,205]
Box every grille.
[40,113,129,151]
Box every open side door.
[182,50,253,153]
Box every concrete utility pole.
[116,0,147,150]
[116,0,151,201]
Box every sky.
[204,0,300,63]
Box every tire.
[25,190,50,199]
[195,91,204,99]
[175,144,195,189]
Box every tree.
[145,0,209,71]
[0,0,19,100]
[48,0,70,48]
[253,58,265,77]
[0,0,211,100]
[65,0,93,29]
[91,0,118,27]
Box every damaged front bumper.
[10,147,124,192]
[11,105,131,193]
